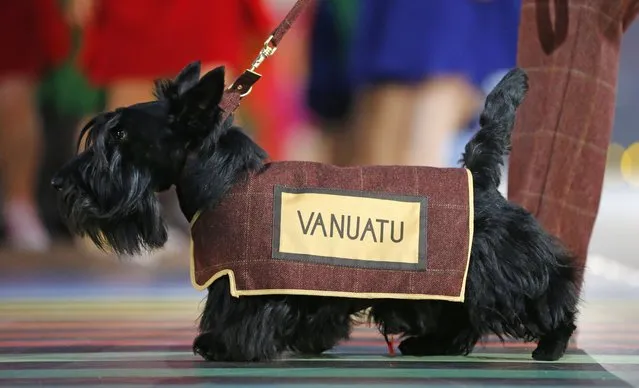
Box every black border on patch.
[271,185,428,271]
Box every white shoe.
[74,224,190,266]
[3,201,51,252]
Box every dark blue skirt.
[348,0,522,88]
[306,0,358,122]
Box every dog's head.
[51,62,266,255]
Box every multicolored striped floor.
[1,250,638,387]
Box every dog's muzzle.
[51,173,65,191]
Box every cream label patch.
[272,186,427,270]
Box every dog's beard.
[57,162,168,256]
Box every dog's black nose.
[51,175,64,191]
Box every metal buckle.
[225,36,277,98]
[249,35,277,73]
[238,84,253,98]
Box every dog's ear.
[180,66,226,110]
[168,66,227,140]
[174,61,202,95]
[154,61,202,102]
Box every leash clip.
[249,35,278,73]
[237,36,278,98]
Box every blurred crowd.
[0,0,277,256]
[0,0,635,261]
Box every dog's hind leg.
[193,276,293,362]
[532,312,577,361]
[531,265,579,361]
[397,303,480,356]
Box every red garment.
[79,0,272,85]
[0,0,70,78]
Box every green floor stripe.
[1,368,637,380]
[1,352,638,364]
[0,385,591,388]
[41,385,607,388]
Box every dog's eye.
[113,129,127,142]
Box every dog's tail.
[461,68,528,190]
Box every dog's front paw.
[532,338,569,361]
[193,332,235,362]
[193,332,281,362]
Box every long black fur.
[52,62,579,362]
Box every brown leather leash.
[218,0,314,121]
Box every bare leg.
[351,84,415,165]
[407,76,481,167]
[0,77,50,251]
[317,121,357,166]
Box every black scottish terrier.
[52,62,579,362]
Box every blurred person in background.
[348,0,521,167]
[66,0,272,259]
[68,0,272,124]
[305,0,359,166]
[0,0,70,251]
